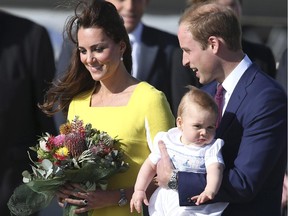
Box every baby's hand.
[190,190,215,205]
[130,190,149,213]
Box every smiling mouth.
[191,68,198,73]
[122,14,137,22]
[89,65,103,71]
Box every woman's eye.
[78,49,86,54]
[93,47,104,53]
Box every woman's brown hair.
[39,0,132,116]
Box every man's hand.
[155,140,174,187]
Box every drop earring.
[120,56,123,61]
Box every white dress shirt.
[129,22,143,78]
[221,54,252,115]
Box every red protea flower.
[65,132,87,158]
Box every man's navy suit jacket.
[178,64,287,216]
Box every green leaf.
[7,184,55,216]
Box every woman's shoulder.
[136,82,165,97]
[132,82,172,110]
[70,90,92,107]
[72,90,93,101]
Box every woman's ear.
[120,41,126,53]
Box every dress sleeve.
[142,87,175,151]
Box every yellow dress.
[68,82,175,216]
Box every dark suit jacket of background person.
[176,64,287,216]
[170,39,277,116]
[0,11,57,215]
[242,39,276,78]
[276,48,287,92]
[56,24,179,110]
[276,48,287,216]
[133,25,179,106]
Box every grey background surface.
[1,0,287,61]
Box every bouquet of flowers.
[7,116,129,216]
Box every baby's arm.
[130,158,157,213]
[191,162,224,205]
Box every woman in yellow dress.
[39,1,174,215]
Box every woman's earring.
[120,56,123,61]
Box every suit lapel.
[217,64,258,136]
[217,83,247,136]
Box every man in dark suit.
[0,11,57,215]
[57,0,179,109]
[170,0,277,116]
[276,48,287,92]
[156,3,287,216]
[276,48,287,216]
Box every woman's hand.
[56,183,119,214]
[155,140,174,187]
[56,183,75,208]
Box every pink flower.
[53,134,66,147]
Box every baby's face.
[177,105,217,146]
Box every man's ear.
[208,36,220,53]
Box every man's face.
[106,0,149,33]
[178,22,218,85]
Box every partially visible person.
[282,174,288,216]
[0,10,57,216]
[266,26,287,64]
[171,48,201,116]
[57,0,179,111]
[156,3,287,216]
[130,86,228,216]
[276,48,287,92]
[276,48,287,216]
[171,0,277,115]
[39,1,175,216]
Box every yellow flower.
[54,147,69,160]
[59,122,72,135]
